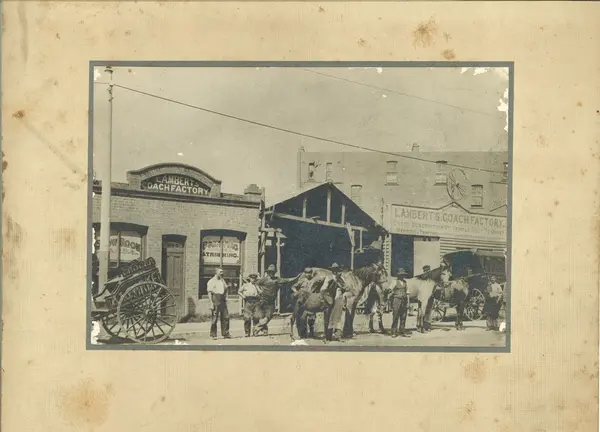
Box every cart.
[91,257,178,344]
[430,249,507,322]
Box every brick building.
[297,147,509,277]
[92,163,262,318]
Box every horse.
[291,262,388,340]
[289,276,338,341]
[432,276,470,331]
[382,266,452,333]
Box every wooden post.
[326,188,332,223]
[341,203,346,225]
[260,231,266,274]
[276,232,281,312]
[360,230,363,250]
[302,197,307,218]
[350,241,355,270]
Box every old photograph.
[89,62,511,350]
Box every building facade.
[92,163,262,318]
[297,148,509,277]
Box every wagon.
[91,257,178,344]
[430,249,507,322]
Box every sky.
[92,65,509,200]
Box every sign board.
[109,233,142,262]
[202,236,241,265]
[390,204,507,242]
[141,174,210,196]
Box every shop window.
[386,161,398,185]
[92,223,147,291]
[351,185,362,206]
[308,162,316,181]
[471,184,484,208]
[199,231,245,297]
[435,161,448,184]
[325,163,333,181]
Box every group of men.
[207,264,297,339]
[207,261,505,340]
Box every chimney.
[411,143,420,152]
[244,184,262,198]
[297,146,305,189]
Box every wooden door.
[163,241,185,319]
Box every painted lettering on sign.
[391,205,507,241]
[202,236,241,265]
[142,175,209,196]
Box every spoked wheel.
[117,281,178,344]
[430,299,447,323]
[464,289,485,321]
[101,311,124,338]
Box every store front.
[385,202,507,277]
[92,163,262,319]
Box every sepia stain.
[55,32,60,39]
[12,109,25,119]
[463,357,486,383]
[3,215,24,280]
[125,30,132,36]
[58,379,114,427]
[528,369,536,380]
[537,296,542,300]
[554,200,559,206]
[580,168,587,176]
[536,135,548,148]
[54,228,77,250]
[2,151,7,173]
[460,401,476,421]
[443,32,451,42]
[547,212,553,217]
[160,395,166,402]
[57,110,67,124]
[357,38,367,47]
[369,400,375,406]
[18,2,28,61]
[576,101,582,107]
[318,6,325,12]
[413,18,438,48]
[441,49,456,60]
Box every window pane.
[109,231,119,266]
[120,231,142,262]
[202,236,222,265]
[386,173,398,183]
[222,237,241,265]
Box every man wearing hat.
[389,268,411,338]
[291,267,317,338]
[422,265,431,274]
[254,264,301,336]
[326,263,348,341]
[238,273,261,337]
[484,275,503,331]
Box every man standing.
[238,273,261,337]
[422,265,431,274]
[254,264,300,336]
[389,268,411,338]
[326,263,347,341]
[207,268,231,339]
[484,275,503,331]
[291,268,317,338]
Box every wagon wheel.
[464,288,485,321]
[430,299,446,323]
[101,311,124,338]
[116,281,178,344]
[446,169,470,201]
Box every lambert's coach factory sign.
[391,204,507,242]
[141,174,210,196]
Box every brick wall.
[299,151,509,224]
[92,192,260,317]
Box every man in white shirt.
[238,273,261,337]
[207,268,231,339]
[484,275,503,331]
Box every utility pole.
[98,66,114,293]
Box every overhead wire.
[94,81,506,174]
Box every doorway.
[162,235,186,319]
